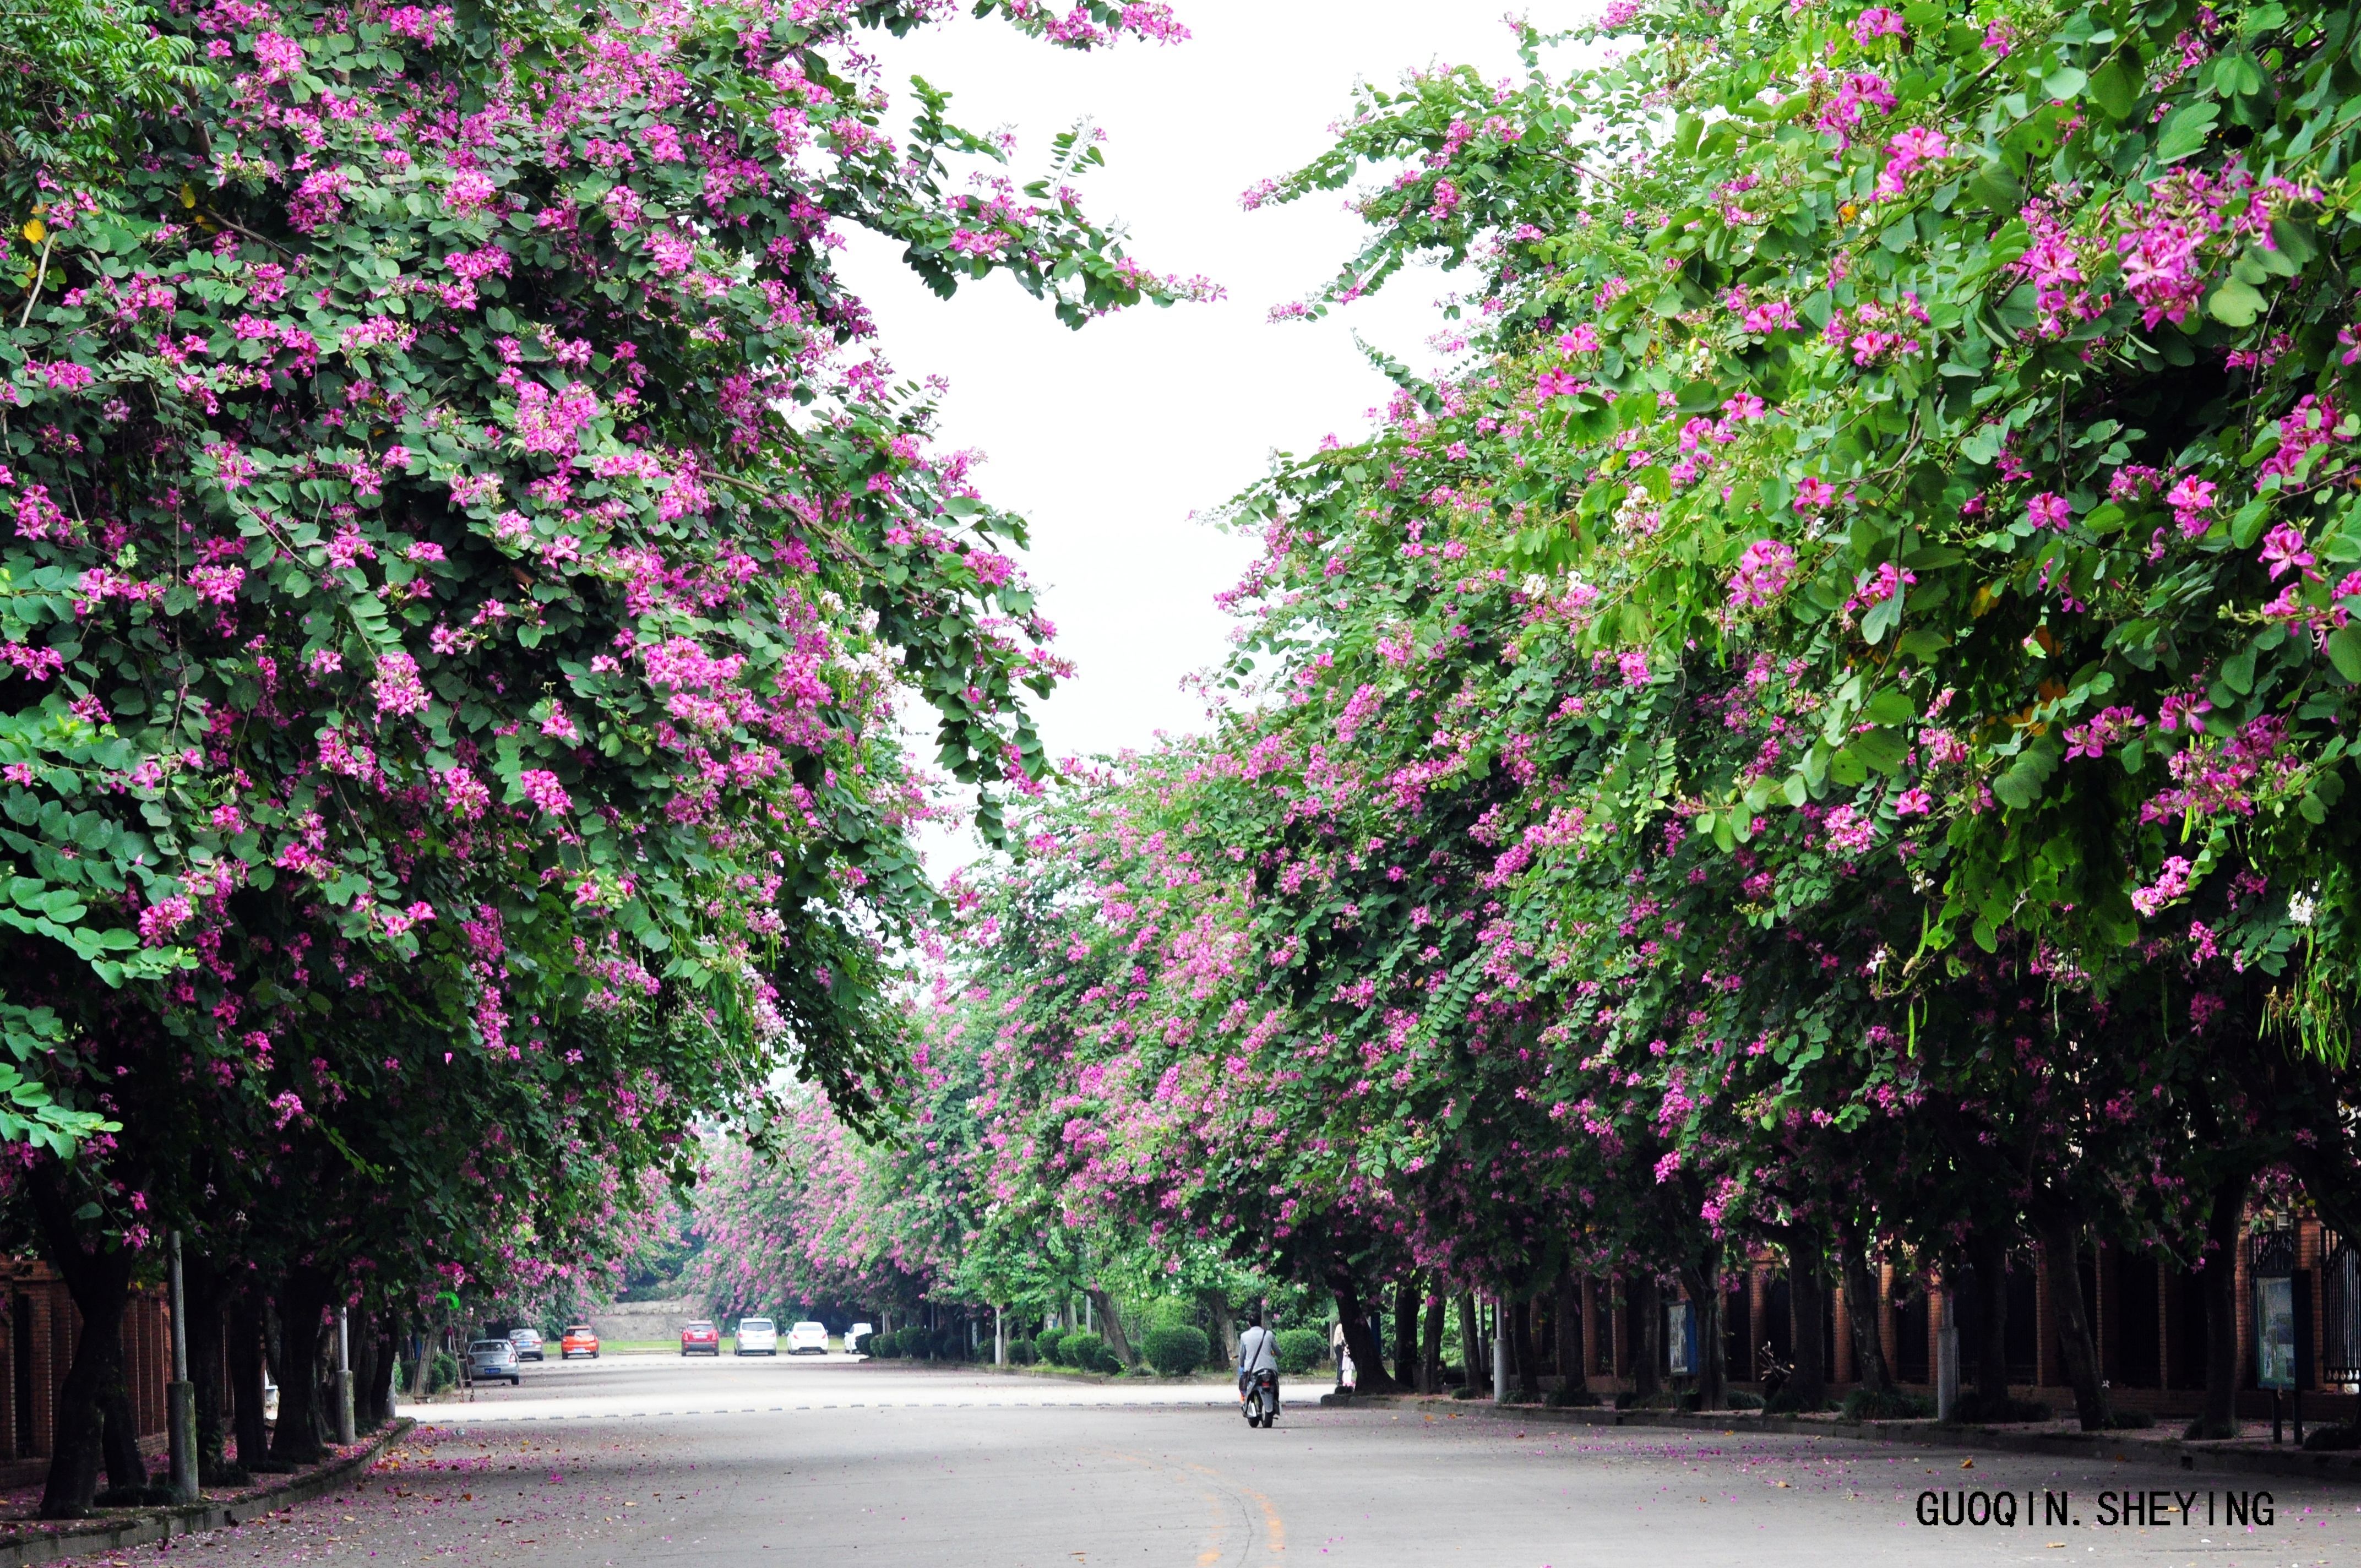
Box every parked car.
[735,1317,779,1355]
[561,1324,601,1359]
[786,1320,830,1355]
[846,1322,874,1355]
[468,1339,524,1386]
[681,1320,721,1355]
[510,1328,545,1362]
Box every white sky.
[841,2,1588,859]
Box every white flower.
[2289,889,2319,927]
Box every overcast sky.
[840,2,1585,858]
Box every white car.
[845,1321,874,1354]
[786,1320,830,1355]
[736,1317,779,1355]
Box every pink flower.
[1874,126,1949,197]
[1558,324,1601,353]
[1727,539,1797,608]
[1533,369,1582,402]
[2167,476,2217,537]
[1618,651,1652,685]
[1892,787,1933,816]
[2063,704,2146,761]
[1792,476,1836,513]
[371,649,429,718]
[2026,492,2071,530]
[2158,691,2211,733]
[518,769,572,816]
[138,894,194,945]
[1851,7,1906,45]
[2131,856,2196,918]
[2259,523,2318,580]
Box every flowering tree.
[0,0,1207,1511]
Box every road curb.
[0,1419,415,1568]
[1352,1396,2361,1485]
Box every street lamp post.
[335,1306,357,1445]
[167,1232,199,1502]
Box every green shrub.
[1841,1387,1934,1421]
[1544,1385,1602,1408]
[1060,1332,1119,1373]
[1037,1329,1071,1366]
[1141,1325,1210,1377]
[1141,1298,1196,1333]
[1008,1337,1038,1365]
[1947,1391,2049,1425]
[1725,1391,1766,1411]
[2102,1407,2155,1430]
[427,1351,460,1393]
[1274,1329,1326,1375]
[2302,1422,2361,1451]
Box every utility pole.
[335,1306,357,1445]
[994,1306,1006,1366]
[167,1232,198,1502]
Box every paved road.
[66,1357,2361,1567]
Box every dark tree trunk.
[365,1321,399,1428]
[100,1376,143,1491]
[1553,1270,1581,1390]
[349,1314,378,1433]
[1968,1229,2012,1411]
[26,1167,137,1517]
[1456,1292,1481,1387]
[1630,1276,1662,1397]
[270,1266,331,1464]
[1419,1289,1444,1394]
[1083,1287,1135,1369]
[1788,1237,1828,1410]
[2039,1216,2106,1431]
[184,1249,235,1482]
[1510,1295,1539,1400]
[1328,1276,1399,1394]
[2190,1168,2251,1440]
[1681,1247,1728,1412]
[1201,1293,1238,1364]
[1391,1275,1419,1390]
[229,1289,273,1471]
[1837,1227,1891,1395]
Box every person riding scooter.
[1238,1310,1281,1427]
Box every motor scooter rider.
[1237,1310,1280,1399]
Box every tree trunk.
[2190,1168,2251,1440]
[1328,1276,1398,1394]
[1391,1275,1419,1390]
[1456,1291,1481,1387]
[100,1373,144,1491]
[1680,1248,1728,1412]
[184,1249,235,1482]
[349,1314,378,1433]
[2039,1216,2106,1431]
[229,1290,273,1471]
[1630,1276,1662,1397]
[1968,1229,2012,1411]
[26,1167,136,1517]
[1837,1227,1891,1395]
[1083,1287,1135,1369]
[1419,1289,1444,1393]
[270,1266,331,1464]
[1554,1271,1582,1388]
[1788,1237,1827,1410]
[1201,1293,1238,1364]
[366,1323,398,1428]
[1510,1295,1539,1400]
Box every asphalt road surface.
[65,1355,2361,1567]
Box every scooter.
[1758,1341,1793,1406]
[1242,1367,1280,1428]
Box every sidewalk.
[1349,1393,2361,1485]
[0,1420,413,1568]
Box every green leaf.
[2153,101,2219,163]
[2087,57,2140,120]
[2042,67,2088,100]
[2208,277,2265,326]
[2331,625,2361,684]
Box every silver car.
[467,1338,523,1386]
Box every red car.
[681,1320,721,1355]
[561,1325,600,1359]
